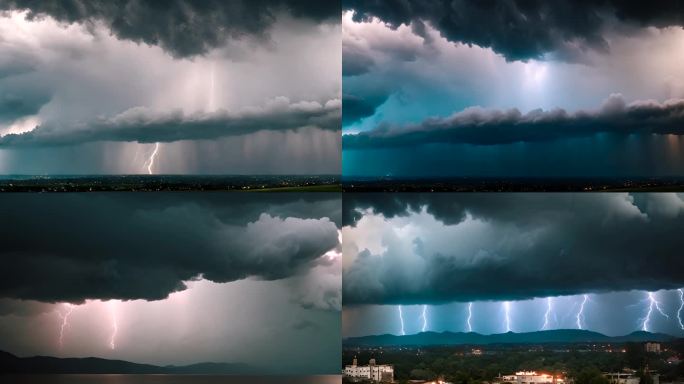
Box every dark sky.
[342,0,684,178]
[342,193,684,337]
[0,193,341,374]
[0,0,341,174]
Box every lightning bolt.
[677,289,684,330]
[466,302,473,332]
[543,297,552,330]
[642,292,669,332]
[420,305,428,332]
[398,305,405,336]
[57,303,75,349]
[576,295,588,329]
[109,301,118,350]
[144,142,160,175]
[504,302,512,332]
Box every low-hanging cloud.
[344,0,684,62]
[0,193,341,304]
[0,98,340,147]
[343,193,684,305]
[343,94,684,148]
[0,0,340,58]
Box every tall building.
[344,357,394,382]
[645,342,661,353]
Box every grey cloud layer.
[0,99,340,146]
[344,0,684,61]
[343,94,684,148]
[0,0,340,58]
[343,193,684,305]
[0,193,340,303]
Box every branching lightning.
[576,295,588,329]
[144,142,160,174]
[57,303,75,349]
[642,292,669,332]
[466,302,473,332]
[504,301,512,332]
[677,289,684,330]
[109,301,118,350]
[398,305,405,336]
[543,297,553,330]
[420,305,428,332]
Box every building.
[344,357,394,382]
[499,371,565,384]
[605,370,659,384]
[645,342,661,353]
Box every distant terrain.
[0,175,341,192]
[342,176,684,192]
[344,329,676,347]
[0,350,256,374]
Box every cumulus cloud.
[344,0,684,62]
[343,94,684,148]
[0,193,340,304]
[342,193,684,305]
[0,98,340,146]
[0,0,340,58]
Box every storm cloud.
[342,193,684,305]
[343,94,684,148]
[0,0,340,58]
[0,98,340,147]
[344,0,684,62]
[0,193,341,304]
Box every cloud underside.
[0,194,340,304]
[342,193,684,305]
[344,0,684,61]
[0,0,340,58]
[0,99,340,147]
[343,95,684,148]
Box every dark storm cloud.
[0,99,340,146]
[0,0,340,58]
[343,193,684,305]
[342,94,388,125]
[344,0,684,61]
[343,94,684,148]
[0,193,340,304]
[0,92,50,123]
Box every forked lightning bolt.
[504,302,512,332]
[576,295,588,329]
[398,305,405,336]
[145,142,160,174]
[642,292,669,332]
[421,305,428,332]
[466,302,473,332]
[677,289,684,330]
[543,297,552,330]
[57,303,75,349]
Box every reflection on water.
[0,375,341,384]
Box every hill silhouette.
[344,329,676,347]
[0,350,255,374]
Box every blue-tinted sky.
[341,2,684,178]
[342,193,684,337]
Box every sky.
[342,193,684,338]
[0,193,342,374]
[0,0,341,174]
[342,0,684,178]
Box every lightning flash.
[109,301,119,350]
[504,302,512,332]
[642,292,669,332]
[144,142,160,174]
[57,303,75,349]
[677,289,684,330]
[421,305,428,332]
[543,297,552,330]
[398,305,405,336]
[576,295,588,329]
[466,302,473,332]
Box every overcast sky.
[0,0,341,174]
[342,0,684,178]
[342,193,684,337]
[0,193,341,374]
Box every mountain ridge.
[0,350,256,374]
[344,329,677,347]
